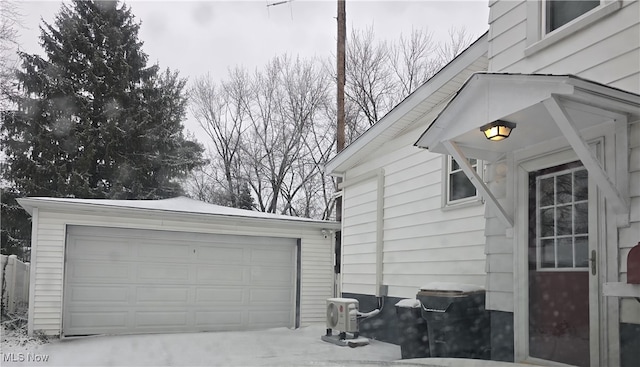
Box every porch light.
[480,120,516,141]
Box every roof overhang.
[416,73,640,161]
[415,73,640,228]
[17,196,341,230]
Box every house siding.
[621,121,640,324]
[488,0,640,94]
[341,143,487,298]
[483,159,514,312]
[29,209,333,336]
[485,0,640,323]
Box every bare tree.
[242,55,329,214]
[344,25,474,141]
[189,69,248,207]
[390,28,441,97]
[0,0,21,108]
[187,25,477,219]
[437,26,475,65]
[345,26,396,128]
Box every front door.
[528,161,598,366]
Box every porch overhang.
[415,73,640,228]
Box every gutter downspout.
[375,168,385,297]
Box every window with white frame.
[525,0,621,55]
[545,0,600,33]
[445,156,481,205]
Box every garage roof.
[18,196,340,228]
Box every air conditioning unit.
[326,298,359,333]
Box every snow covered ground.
[1,324,403,366]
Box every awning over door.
[415,73,640,228]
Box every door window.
[537,168,589,270]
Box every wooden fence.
[1,254,30,315]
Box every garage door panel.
[135,311,188,327]
[249,288,293,303]
[196,246,245,264]
[63,226,296,336]
[248,310,293,325]
[250,248,293,265]
[196,265,246,283]
[69,286,129,303]
[137,264,190,282]
[137,242,191,260]
[68,262,130,281]
[68,312,129,329]
[135,287,189,303]
[251,267,295,284]
[68,238,131,260]
[195,288,245,304]
[195,311,243,327]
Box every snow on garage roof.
[17,196,340,227]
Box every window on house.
[445,156,480,205]
[546,0,600,33]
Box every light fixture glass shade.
[480,120,516,141]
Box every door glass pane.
[556,173,572,204]
[574,170,588,201]
[574,203,588,234]
[540,177,554,207]
[557,237,573,268]
[575,237,589,268]
[541,239,555,268]
[540,208,555,237]
[556,205,573,235]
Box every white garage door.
[63,226,297,336]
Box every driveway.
[2,324,401,366]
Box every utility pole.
[335,0,346,222]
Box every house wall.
[341,128,487,299]
[483,159,513,313]
[28,208,333,336]
[488,0,640,93]
[486,0,640,326]
[621,121,640,324]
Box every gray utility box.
[395,299,430,359]
[416,284,490,359]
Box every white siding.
[620,121,640,324]
[488,0,640,94]
[29,209,333,336]
[486,0,640,323]
[342,143,487,298]
[484,160,514,312]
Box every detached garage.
[18,196,339,337]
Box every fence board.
[1,254,30,314]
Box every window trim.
[525,0,621,56]
[442,155,483,208]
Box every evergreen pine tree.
[0,0,204,258]
[1,0,203,199]
[236,181,255,211]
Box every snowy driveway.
[2,324,403,366]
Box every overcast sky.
[16,0,490,143]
